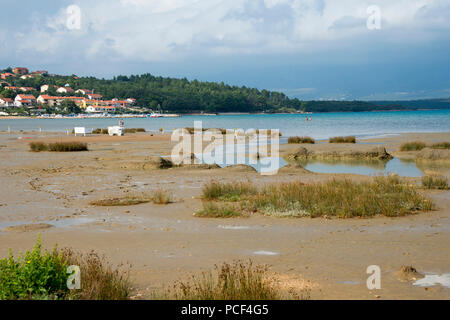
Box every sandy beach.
[0,131,449,299]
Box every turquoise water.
[1,109,449,139]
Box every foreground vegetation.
[329,136,356,143]
[197,177,433,218]
[30,141,88,152]
[0,237,131,300]
[161,260,308,300]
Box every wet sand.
[0,131,449,299]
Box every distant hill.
[373,98,450,110]
[2,68,450,113]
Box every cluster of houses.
[0,67,136,114]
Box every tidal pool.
[302,158,424,177]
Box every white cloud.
[11,0,450,62]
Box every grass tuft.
[329,136,356,143]
[421,175,449,190]
[202,180,257,201]
[288,136,315,144]
[29,142,48,152]
[152,189,173,204]
[195,202,242,218]
[198,176,433,219]
[400,141,426,151]
[171,261,281,300]
[92,128,108,134]
[30,142,88,152]
[430,142,450,149]
[61,248,131,300]
[123,128,146,134]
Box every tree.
[60,100,81,114]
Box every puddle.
[253,250,279,256]
[341,280,360,285]
[413,274,450,288]
[302,157,424,177]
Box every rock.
[367,147,393,160]
[396,265,424,282]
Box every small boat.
[149,112,163,118]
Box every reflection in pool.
[302,158,424,177]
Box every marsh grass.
[29,142,48,152]
[92,128,108,134]
[430,142,450,149]
[61,248,131,300]
[123,128,146,134]
[202,180,257,202]
[195,202,243,218]
[421,175,449,190]
[152,189,173,204]
[400,141,426,151]
[171,261,280,300]
[288,136,315,144]
[30,142,88,152]
[329,136,356,143]
[0,236,132,300]
[199,176,433,218]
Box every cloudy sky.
[1,0,450,100]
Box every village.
[0,67,139,116]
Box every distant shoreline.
[1,108,448,120]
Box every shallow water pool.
[302,158,424,177]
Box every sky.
[1,0,450,100]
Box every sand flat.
[0,131,449,299]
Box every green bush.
[0,237,68,300]
[0,237,132,300]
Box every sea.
[0,109,449,139]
